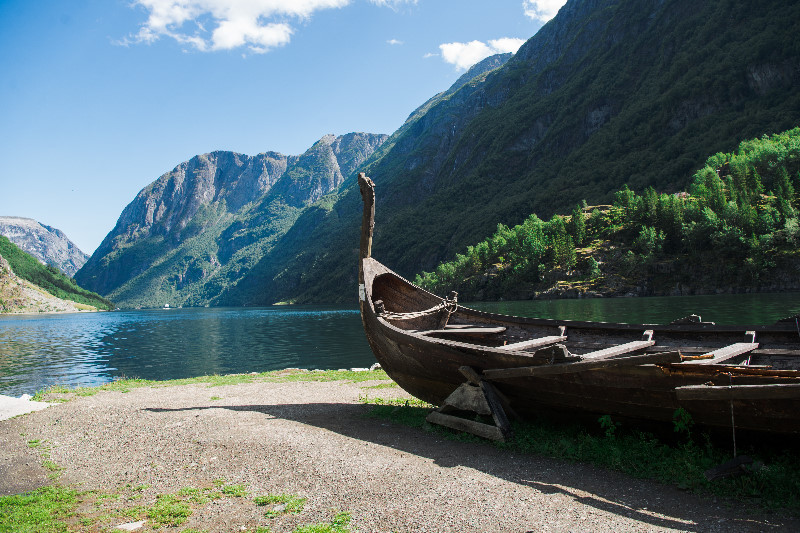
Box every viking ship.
[356,173,800,440]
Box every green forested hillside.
[414,128,800,299]
[0,236,114,310]
[221,0,800,305]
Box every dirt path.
[1,378,797,532]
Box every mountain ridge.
[75,132,388,307]
[0,216,88,277]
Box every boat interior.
[369,268,800,372]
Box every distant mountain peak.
[0,217,88,277]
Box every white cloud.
[439,37,525,71]
[129,0,351,53]
[523,0,567,22]
[488,38,526,54]
[439,41,492,71]
[387,38,403,45]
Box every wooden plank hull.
[355,173,800,435]
[358,257,800,435]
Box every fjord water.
[1,293,798,396]
[0,306,375,397]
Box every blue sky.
[0,0,565,256]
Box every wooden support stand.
[425,366,514,442]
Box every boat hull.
[359,258,800,434]
[355,172,800,435]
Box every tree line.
[414,127,800,298]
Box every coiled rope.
[378,295,458,321]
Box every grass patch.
[220,483,248,497]
[42,460,63,473]
[254,493,307,518]
[360,383,398,390]
[32,369,390,402]
[293,511,352,533]
[362,396,800,511]
[177,486,211,505]
[0,485,78,533]
[146,494,191,527]
[361,396,434,428]
[0,478,353,531]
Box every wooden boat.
[356,173,800,440]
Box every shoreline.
[0,308,100,317]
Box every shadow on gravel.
[143,402,796,532]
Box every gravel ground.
[1,376,798,532]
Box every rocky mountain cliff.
[0,217,88,277]
[219,0,800,305]
[74,133,387,307]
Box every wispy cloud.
[387,38,403,45]
[439,37,525,71]
[523,0,567,22]
[126,0,350,53]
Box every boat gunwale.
[363,257,799,337]
[363,258,800,379]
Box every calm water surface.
[470,292,800,326]
[1,293,798,396]
[0,306,374,396]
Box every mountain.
[77,0,800,307]
[0,236,112,313]
[0,217,88,277]
[220,0,800,305]
[74,133,387,308]
[0,252,82,313]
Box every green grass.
[360,382,398,390]
[293,511,352,533]
[220,483,248,498]
[147,494,191,527]
[31,368,390,402]
[362,396,800,511]
[177,486,212,505]
[0,480,354,532]
[254,493,307,518]
[0,485,78,533]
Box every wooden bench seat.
[421,327,507,339]
[498,335,567,351]
[498,326,567,352]
[683,342,760,365]
[580,330,655,360]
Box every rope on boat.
[377,296,458,321]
